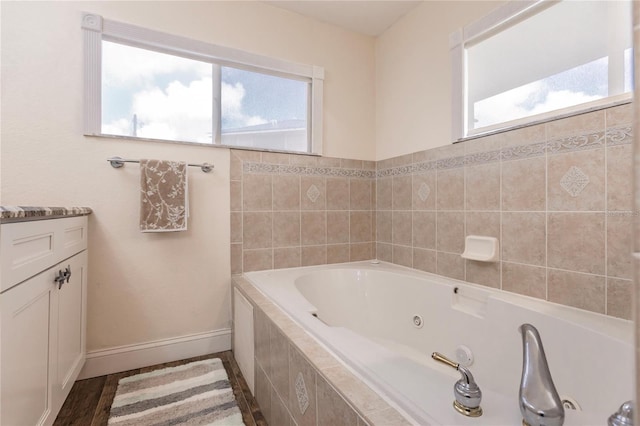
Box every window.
[451,0,632,140]
[83,13,324,154]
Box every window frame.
[82,13,324,154]
[450,0,632,142]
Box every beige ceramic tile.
[412,172,436,210]
[290,333,340,370]
[466,211,500,239]
[230,180,242,212]
[436,211,464,254]
[318,157,341,168]
[243,249,272,272]
[437,168,464,210]
[392,211,412,246]
[301,212,326,245]
[547,148,605,211]
[262,152,291,165]
[607,144,633,211]
[547,269,605,314]
[350,211,372,243]
[466,260,500,288]
[342,159,363,169]
[230,149,260,181]
[546,109,605,139]
[607,278,632,320]
[413,211,436,249]
[273,212,300,248]
[371,181,377,209]
[231,243,242,274]
[412,149,431,164]
[363,408,412,426]
[464,133,502,155]
[502,262,546,299]
[321,365,389,414]
[273,175,300,211]
[413,248,436,273]
[288,347,317,426]
[607,214,633,279]
[391,153,414,167]
[376,210,392,243]
[243,212,272,249]
[499,123,546,148]
[465,163,500,211]
[327,244,350,264]
[230,212,242,243]
[376,243,392,262]
[350,242,373,261]
[327,177,350,210]
[376,177,392,210]
[274,247,301,269]
[271,392,292,426]
[243,174,272,211]
[301,176,326,210]
[502,157,546,211]
[327,211,350,244]
[363,160,376,171]
[606,103,633,127]
[430,141,465,160]
[255,364,272,424]
[316,375,359,426]
[289,154,318,166]
[254,308,272,374]
[377,158,394,171]
[501,212,545,266]
[301,245,327,266]
[270,326,290,404]
[393,175,412,210]
[350,178,372,210]
[547,213,605,274]
[437,251,465,280]
[392,245,412,267]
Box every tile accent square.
[301,177,326,210]
[547,149,605,211]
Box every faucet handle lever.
[431,352,483,417]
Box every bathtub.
[244,261,634,425]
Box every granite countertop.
[0,206,93,223]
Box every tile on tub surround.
[231,105,631,318]
[547,148,605,211]
[317,375,358,426]
[547,269,605,314]
[254,308,272,374]
[255,363,272,424]
[270,325,290,406]
[547,212,605,275]
[271,391,292,426]
[288,346,317,426]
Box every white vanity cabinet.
[0,215,88,426]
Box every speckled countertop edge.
[0,206,93,222]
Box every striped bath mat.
[108,358,245,425]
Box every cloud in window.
[221,82,268,129]
[474,81,601,129]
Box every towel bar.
[107,157,214,173]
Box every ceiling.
[265,1,423,36]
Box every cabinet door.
[53,251,87,410]
[1,270,55,426]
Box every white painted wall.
[0,1,375,353]
[375,1,503,160]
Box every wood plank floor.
[54,351,266,426]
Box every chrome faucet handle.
[432,352,483,417]
[519,324,564,426]
[608,401,634,426]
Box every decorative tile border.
[376,127,632,178]
[243,162,376,178]
[0,206,93,222]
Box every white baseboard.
[78,328,232,379]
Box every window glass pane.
[102,41,213,143]
[624,48,634,93]
[465,0,632,134]
[220,66,309,153]
[474,57,608,129]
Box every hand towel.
[139,159,189,232]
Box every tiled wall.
[632,0,639,413]
[231,104,633,321]
[376,104,634,320]
[230,150,376,274]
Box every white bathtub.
[244,261,634,425]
